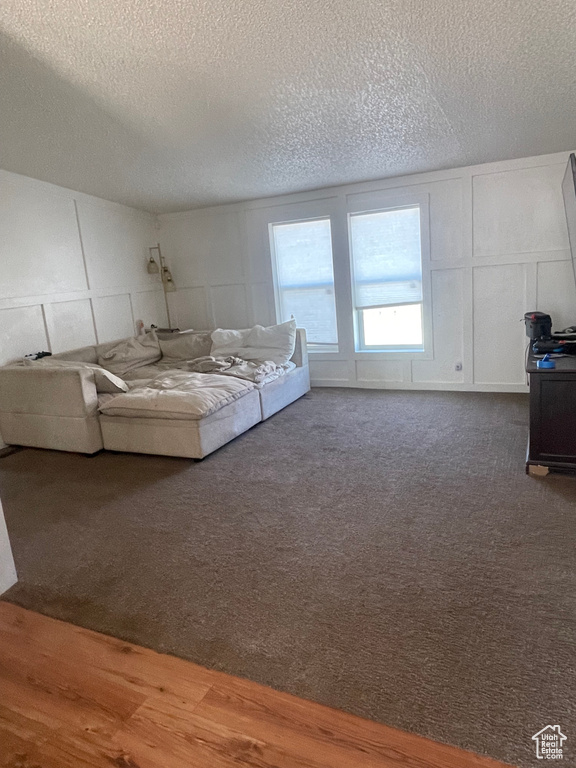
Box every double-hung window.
[270,218,338,351]
[349,205,424,351]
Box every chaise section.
[100,388,261,459]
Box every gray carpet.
[2,389,575,767]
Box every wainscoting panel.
[0,175,87,298]
[131,289,167,330]
[160,214,207,286]
[172,287,209,330]
[472,163,569,258]
[250,283,275,327]
[77,200,157,292]
[210,285,249,329]
[309,360,350,384]
[473,263,528,385]
[356,360,405,383]
[44,299,96,353]
[412,268,465,384]
[201,210,245,286]
[0,305,48,364]
[92,294,134,343]
[428,179,464,262]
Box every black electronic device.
[532,338,576,354]
[24,351,52,361]
[552,331,576,340]
[525,311,552,341]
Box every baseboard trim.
[310,379,529,393]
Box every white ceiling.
[1,0,575,213]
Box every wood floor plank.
[0,704,54,767]
[193,675,508,768]
[0,602,516,768]
[0,600,212,707]
[0,641,146,728]
[113,697,331,768]
[1,726,136,768]
[0,725,51,768]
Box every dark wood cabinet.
[526,354,576,475]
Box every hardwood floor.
[0,601,513,768]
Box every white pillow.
[210,320,297,365]
[98,331,161,376]
[247,320,297,363]
[23,358,128,394]
[209,327,251,357]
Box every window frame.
[268,208,341,354]
[356,303,424,352]
[346,190,433,360]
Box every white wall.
[160,151,576,392]
[0,168,168,445]
[0,499,16,595]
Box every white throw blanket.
[158,355,281,384]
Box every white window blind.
[271,218,338,347]
[349,206,422,310]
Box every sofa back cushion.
[210,319,297,365]
[159,331,212,363]
[98,331,161,376]
[51,346,98,364]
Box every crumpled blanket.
[158,355,279,384]
[99,371,254,420]
[182,355,244,373]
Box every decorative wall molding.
[160,150,576,393]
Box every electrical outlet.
[455,362,463,371]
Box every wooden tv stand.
[526,353,576,475]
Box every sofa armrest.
[291,329,308,368]
[0,366,99,418]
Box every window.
[270,218,338,350]
[349,206,424,350]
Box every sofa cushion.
[210,319,297,365]
[51,346,98,364]
[121,364,165,382]
[99,371,254,420]
[96,338,129,357]
[98,331,161,376]
[159,331,212,362]
[22,358,128,394]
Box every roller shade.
[271,219,338,345]
[350,206,422,310]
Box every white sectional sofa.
[0,326,310,459]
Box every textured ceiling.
[1,0,575,213]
